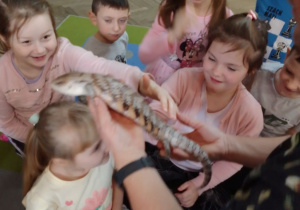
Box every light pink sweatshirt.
[139,7,233,67]
[0,37,144,142]
[148,68,263,195]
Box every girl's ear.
[88,11,97,26]
[284,47,291,62]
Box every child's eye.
[21,40,31,44]
[105,19,112,23]
[228,66,236,71]
[119,19,127,23]
[93,141,101,152]
[43,34,51,40]
[208,56,215,62]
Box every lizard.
[51,72,212,188]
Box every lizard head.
[51,72,94,96]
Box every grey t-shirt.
[250,62,300,137]
[83,31,128,63]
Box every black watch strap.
[114,156,155,190]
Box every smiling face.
[9,13,57,73]
[203,41,249,94]
[274,49,300,98]
[90,5,129,44]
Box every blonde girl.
[0,0,176,154]
[23,101,122,209]
[138,0,233,85]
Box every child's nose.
[113,22,120,31]
[211,64,222,76]
[34,42,45,53]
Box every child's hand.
[138,74,178,119]
[175,181,198,208]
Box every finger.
[88,97,112,132]
[109,110,135,126]
[170,99,178,120]
[177,182,189,192]
[177,112,204,130]
[169,98,178,120]
[160,94,168,113]
[142,74,151,89]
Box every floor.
[50,0,256,27]
[0,0,256,209]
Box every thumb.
[177,181,189,192]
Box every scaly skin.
[51,72,212,188]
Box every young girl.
[146,13,268,209]
[138,0,233,85]
[23,101,122,209]
[0,0,175,152]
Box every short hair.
[92,0,129,14]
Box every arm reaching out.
[88,97,182,210]
[138,74,178,120]
[158,113,288,167]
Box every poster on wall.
[256,0,296,63]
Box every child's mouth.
[210,77,222,83]
[32,55,46,61]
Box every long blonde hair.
[23,101,99,196]
[0,0,57,54]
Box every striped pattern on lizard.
[51,72,212,188]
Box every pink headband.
[247,10,257,20]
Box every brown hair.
[207,13,268,74]
[91,0,129,14]
[158,0,227,30]
[0,0,57,54]
[23,101,99,196]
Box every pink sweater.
[139,7,233,67]
[149,68,263,194]
[0,37,144,142]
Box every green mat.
[0,141,23,173]
[56,15,149,46]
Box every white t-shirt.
[23,154,114,210]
